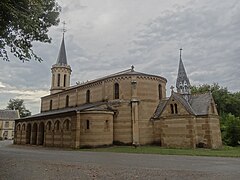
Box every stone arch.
[21,123,26,131]
[63,119,71,131]
[26,123,31,144]
[17,123,21,131]
[38,122,45,145]
[46,121,52,132]
[62,118,72,147]
[54,120,61,132]
[31,123,38,145]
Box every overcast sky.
[0,0,239,114]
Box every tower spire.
[56,34,68,65]
[50,27,72,94]
[176,48,191,100]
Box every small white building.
[0,110,19,140]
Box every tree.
[221,114,240,146]
[6,99,31,118]
[0,0,60,62]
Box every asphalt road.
[0,141,239,180]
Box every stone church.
[14,36,222,149]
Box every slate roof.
[176,58,190,93]
[17,102,111,121]
[152,92,213,119]
[0,110,19,120]
[190,93,212,115]
[152,99,168,119]
[56,36,68,65]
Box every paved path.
[0,141,239,180]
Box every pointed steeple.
[56,35,68,65]
[176,48,191,97]
[50,33,72,94]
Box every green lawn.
[79,145,240,157]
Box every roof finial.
[180,48,183,60]
[62,21,67,36]
[131,65,134,71]
[170,85,174,93]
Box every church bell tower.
[176,48,191,101]
[50,34,72,94]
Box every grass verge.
[79,145,240,157]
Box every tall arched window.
[55,121,60,131]
[114,83,119,99]
[57,74,61,87]
[52,74,55,86]
[22,124,26,131]
[174,103,178,114]
[47,121,52,131]
[50,100,52,110]
[66,95,69,107]
[86,90,90,103]
[158,84,162,100]
[64,119,70,130]
[86,120,90,129]
[170,104,174,114]
[63,74,66,87]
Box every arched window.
[57,74,61,87]
[50,100,52,110]
[63,74,66,87]
[17,124,21,131]
[86,90,90,103]
[114,83,119,99]
[47,121,52,131]
[86,120,90,129]
[64,119,70,130]
[55,121,60,131]
[66,95,69,107]
[22,124,26,131]
[174,103,178,114]
[170,104,174,114]
[158,84,162,100]
[52,74,55,86]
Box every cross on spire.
[180,48,183,60]
[62,21,67,36]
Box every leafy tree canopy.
[0,0,60,62]
[6,99,31,118]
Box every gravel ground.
[0,141,240,180]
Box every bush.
[221,114,240,146]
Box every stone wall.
[80,111,114,147]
